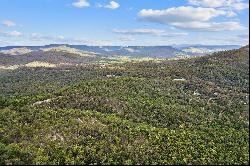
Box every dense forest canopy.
[0,46,249,165]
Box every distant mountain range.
[176,45,241,56]
[0,44,241,57]
[0,44,242,69]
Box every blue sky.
[0,0,249,46]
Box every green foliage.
[0,46,249,165]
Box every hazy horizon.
[0,43,246,47]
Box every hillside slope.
[0,46,249,165]
[0,47,100,67]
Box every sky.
[0,0,249,46]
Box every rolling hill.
[0,46,248,165]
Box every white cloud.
[188,0,249,11]
[0,30,22,37]
[30,33,43,40]
[2,20,16,27]
[118,36,135,42]
[237,33,249,39]
[171,21,244,31]
[138,6,245,31]
[189,0,226,8]
[232,1,249,11]
[206,34,249,45]
[161,32,189,37]
[29,33,112,46]
[105,1,120,9]
[113,28,188,36]
[113,28,166,35]
[0,39,13,46]
[72,0,90,8]
[30,33,66,42]
[98,1,120,10]
[226,11,237,17]
[71,38,113,45]
[138,6,226,23]
[8,31,22,37]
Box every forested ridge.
[0,46,249,165]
